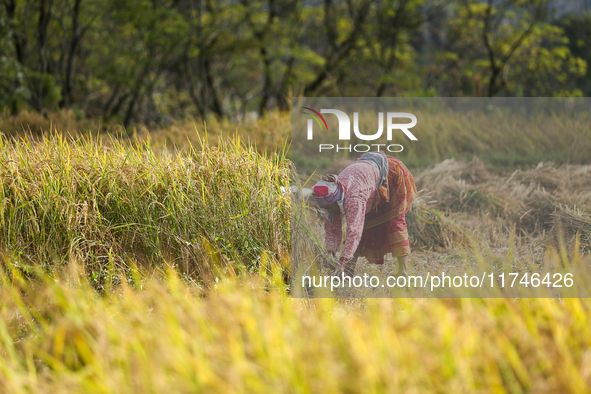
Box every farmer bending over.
[312,151,417,277]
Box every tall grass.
[405,109,591,168]
[0,132,290,287]
[291,106,591,174]
[4,107,591,177]
[0,109,291,156]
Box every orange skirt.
[354,156,417,262]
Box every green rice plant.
[0,131,290,288]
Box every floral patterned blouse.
[324,161,381,260]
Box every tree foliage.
[0,0,587,124]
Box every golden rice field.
[1,110,591,392]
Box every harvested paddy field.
[0,113,590,392]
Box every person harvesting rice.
[312,151,417,277]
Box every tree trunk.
[62,0,82,108]
[35,0,53,112]
[258,46,272,117]
[4,0,26,114]
[204,57,224,119]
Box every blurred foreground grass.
[1,264,590,393]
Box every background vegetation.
[0,0,590,127]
